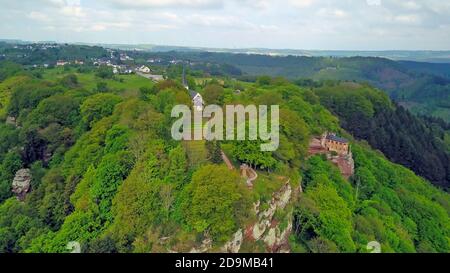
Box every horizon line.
[2,38,450,53]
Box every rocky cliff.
[12,169,32,201]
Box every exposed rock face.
[189,237,212,253]
[12,169,32,201]
[181,180,297,253]
[6,116,17,126]
[246,181,295,252]
[327,152,355,179]
[253,219,271,240]
[221,229,243,253]
[240,164,258,188]
[263,221,292,253]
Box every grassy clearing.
[41,67,153,93]
[183,140,208,167]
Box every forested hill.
[0,61,449,253]
[2,43,450,121]
[310,82,450,189]
[152,51,450,122]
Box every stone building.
[321,133,350,155]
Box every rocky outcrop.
[189,237,212,253]
[240,164,258,188]
[327,152,354,179]
[6,116,17,126]
[183,180,297,253]
[263,221,292,253]
[12,169,32,201]
[221,229,243,253]
[246,181,296,252]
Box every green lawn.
[41,67,153,94]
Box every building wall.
[325,140,349,155]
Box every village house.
[147,58,162,63]
[120,53,134,61]
[182,66,204,111]
[112,65,134,74]
[137,65,151,73]
[56,60,69,66]
[121,66,134,74]
[93,57,112,66]
[190,90,204,112]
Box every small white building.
[137,65,151,73]
[56,60,69,66]
[190,90,204,112]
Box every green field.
[40,67,154,93]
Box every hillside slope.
[312,82,450,189]
[153,52,450,121]
[0,63,448,253]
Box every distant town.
[0,42,205,83]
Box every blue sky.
[1,0,450,50]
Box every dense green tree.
[206,140,222,164]
[165,145,188,188]
[232,140,278,171]
[0,198,44,253]
[96,82,109,93]
[91,151,134,223]
[257,76,272,86]
[202,84,224,105]
[104,125,130,154]
[37,169,66,230]
[96,67,114,79]
[59,74,79,89]
[25,94,81,128]
[80,93,121,128]
[0,151,22,202]
[0,124,19,160]
[177,165,252,243]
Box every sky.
[1,0,450,50]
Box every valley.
[0,49,448,253]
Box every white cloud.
[366,0,381,7]
[317,8,348,19]
[399,1,421,10]
[60,5,86,17]
[104,0,223,9]
[393,14,421,25]
[1,0,450,49]
[28,11,52,22]
[289,0,315,8]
